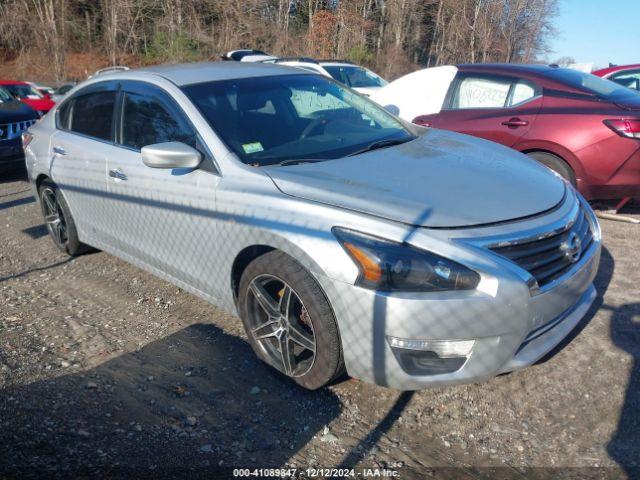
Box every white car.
[222,49,278,63]
[263,58,388,96]
[369,65,458,122]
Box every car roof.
[135,61,307,86]
[0,80,28,86]
[457,63,564,74]
[455,63,599,84]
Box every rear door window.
[69,91,117,141]
[451,76,512,109]
[448,75,539,110]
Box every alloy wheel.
[41,187,68,248]
[246,274,316,377]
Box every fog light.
[388,337,474,376]
[387,337,474,357]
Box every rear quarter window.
[56,100,73,130]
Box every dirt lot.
[1,169,638,479]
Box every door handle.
[108,168,128,181]
[52,146,66,156]
[501,118,529,128]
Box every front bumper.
[0,138,25,166]
[314,195,601,390]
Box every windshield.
[0,87,13,103]
[4,84,43,100]
[323,65,388,88]
[183,74,412,166]
[547,68,640,103]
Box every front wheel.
[238,251,344,390]
[39,180,89,256]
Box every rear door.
[431,72,542,147]
[50,81,118,241]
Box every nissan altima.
[23,62,601,390]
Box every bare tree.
[0,0,559,82]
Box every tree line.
[0,0,558,83]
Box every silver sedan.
[23,62,601,390]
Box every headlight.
[332,228,480,292]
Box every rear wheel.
[38,180,89,256]
[238,251,344,390]
[527,151,576,187]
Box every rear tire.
[238,250,344,390]
[38,180,89,256]
[527,151,576,187]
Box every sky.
[549,0,640,70]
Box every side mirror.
[141,142,202,169]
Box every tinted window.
[452,76,511,109]
[120,92,196,150]
[57,100,72,129]
[70,91,117,141]
[610,69,640,91]
[183,74,412,166]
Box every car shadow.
[0,195,34,212]
[0,257,73,283]
[0,323,343,477]
[606,300,640,474]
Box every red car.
[0,80,55,115]
[593,63,640,92]
[413,64,640,201]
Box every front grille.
[0,119,36,141]
[490,207,593,288]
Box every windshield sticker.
[242,142,264,154]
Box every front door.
[103,82,221,297]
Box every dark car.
[0,86,39,170]
[412,64,640,201]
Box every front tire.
[238,251,344,390]
[39,180,89,256]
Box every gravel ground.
[1,169,638,479]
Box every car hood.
[20,97,54,112]
[0,100,38,123]
[264,129,566,228]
